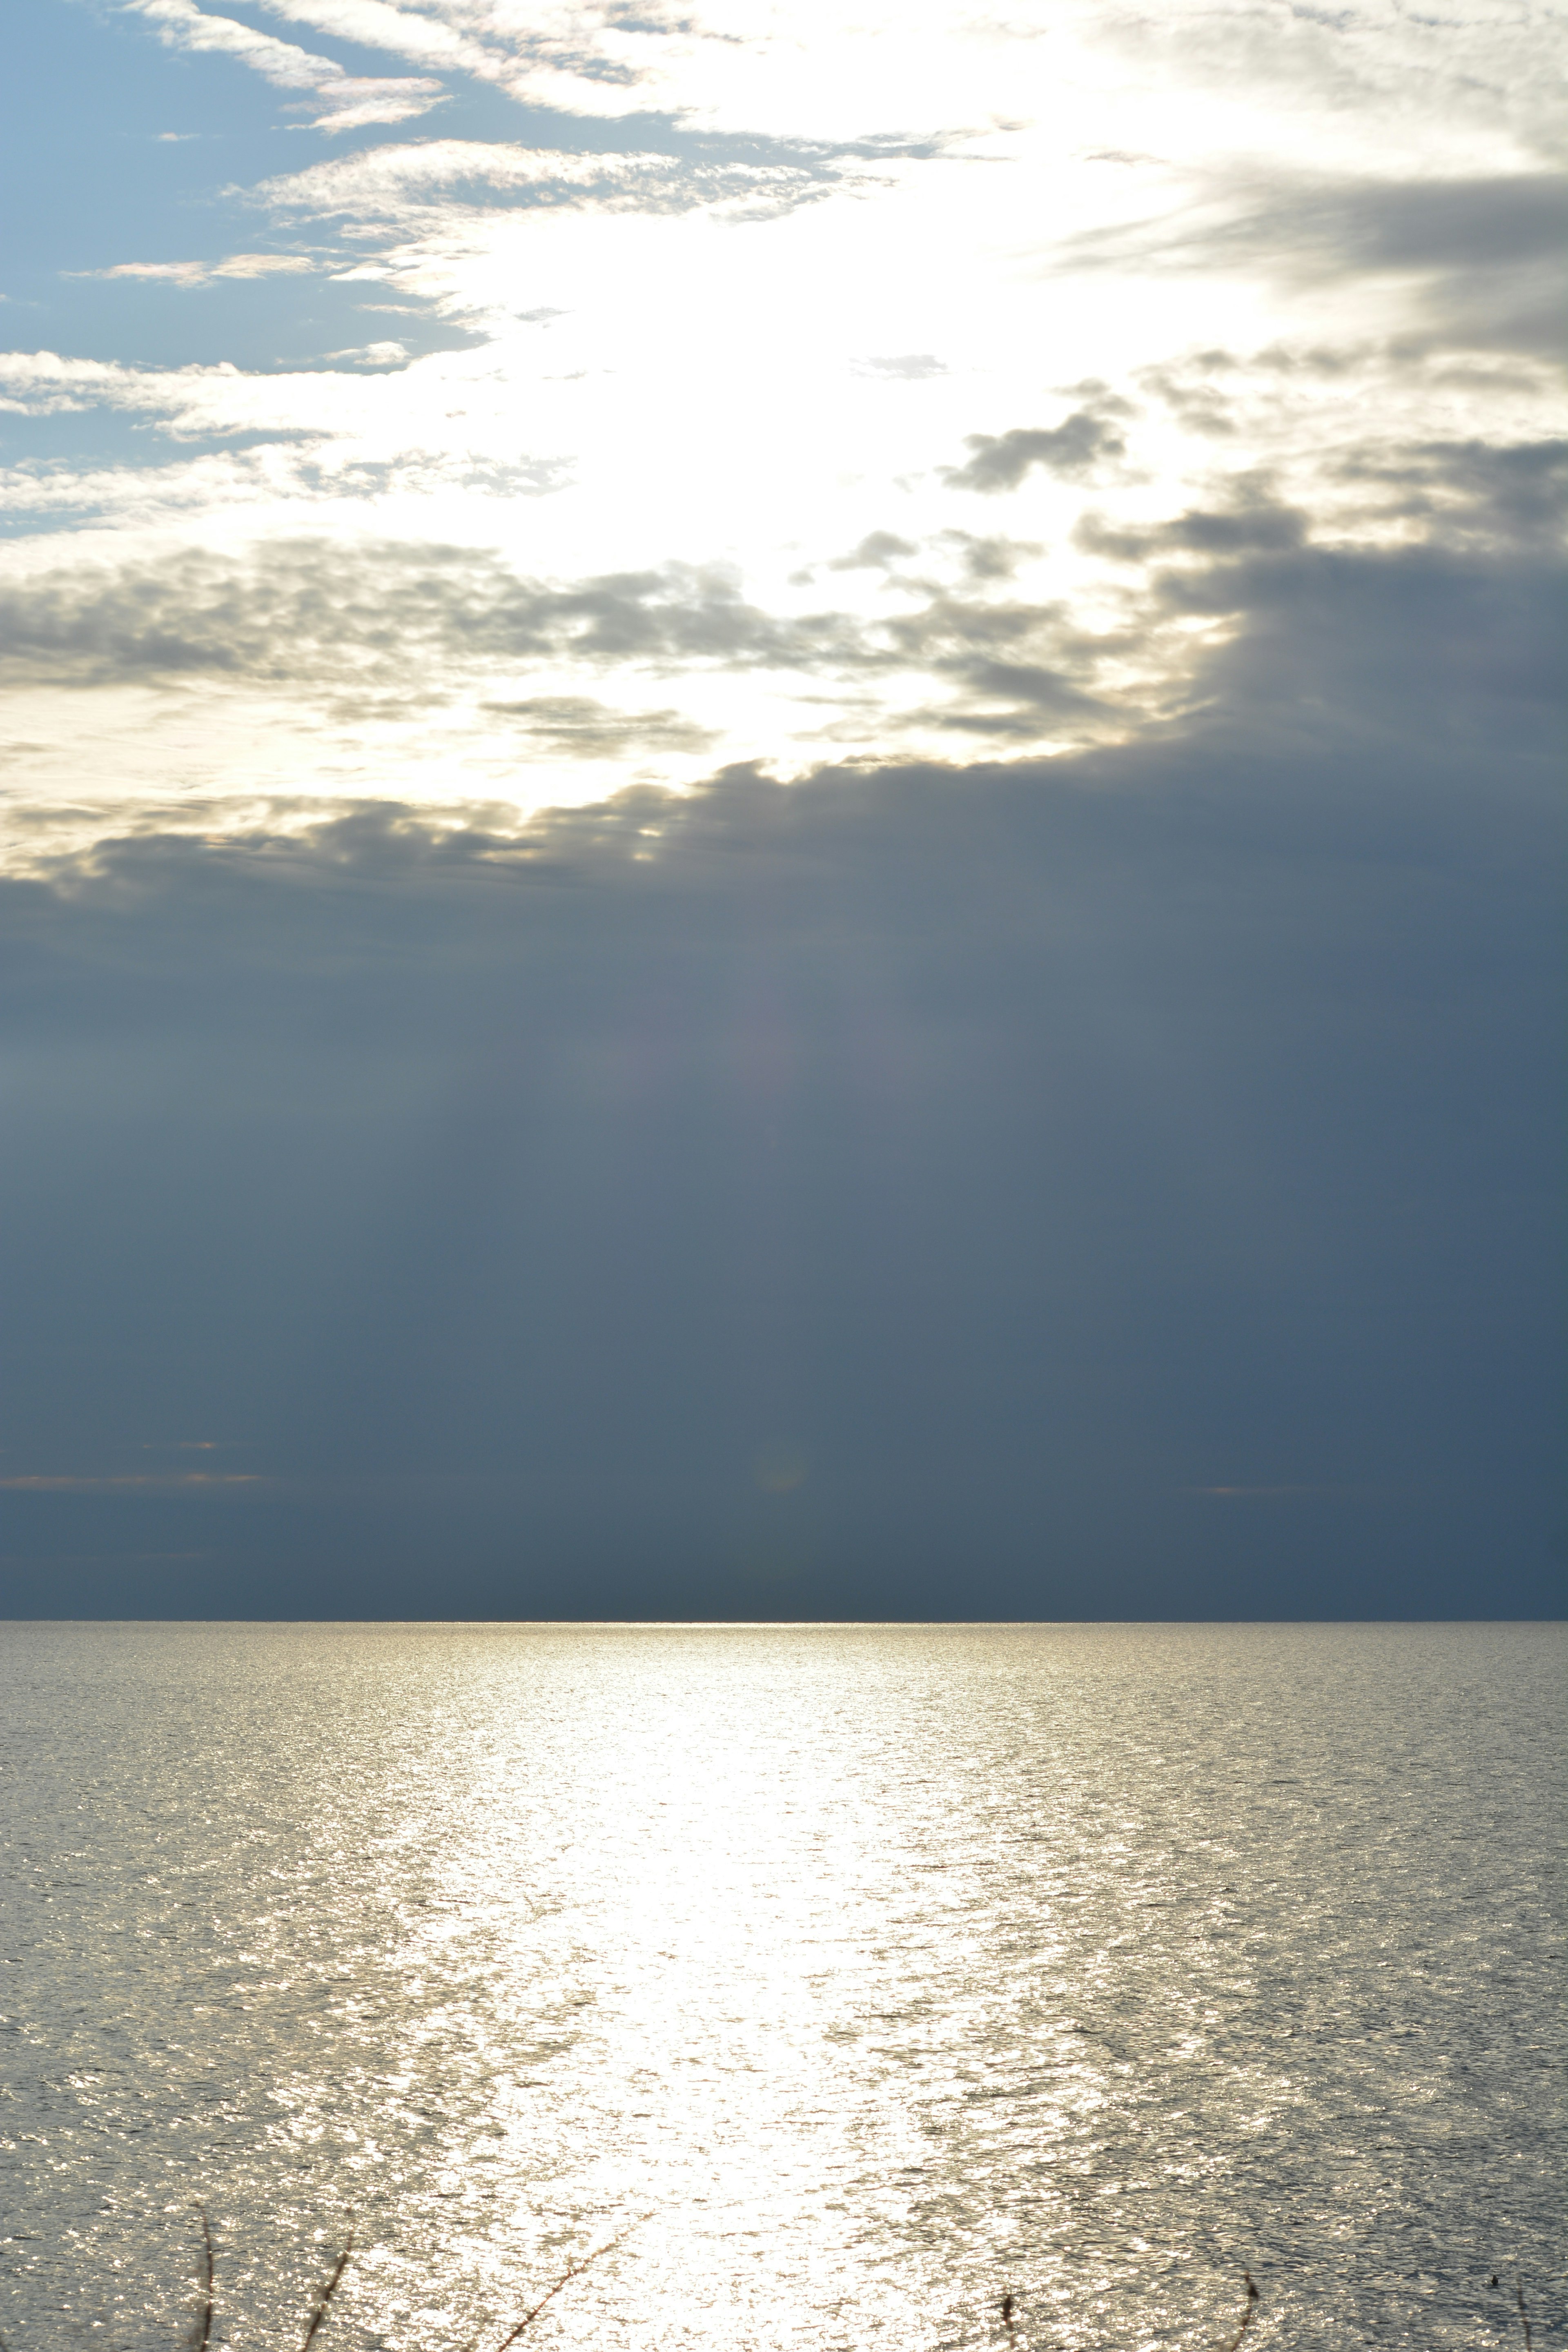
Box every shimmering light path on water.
[0,1624,1562,2350]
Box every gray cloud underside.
[1330,439,1568,547]
[1234,174,1568,278]
[944,412,1127,492]
[481,695,717,754]
[1067,172,1568,357]
[0,549,858,681]
[829,532,920,570]
[2,508,1559,1619]
[2,427,1557,750]
[0,542,1124,733]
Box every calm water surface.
[0,1623,1562,2350]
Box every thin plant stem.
[488,2228,632,2352]
[1517,2285,1533,2352]
[299,2220,356,2351]
[193,2205,216,2352]
[1214,2271,1260,2352]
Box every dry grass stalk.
[299,2222,356,2351]
[22,2224,1542,2351]
[1212,2270,1259,2352]
[193,2206,216,2352]
[172,2211,626,2352]
[990,2268,1258,2352]
[484,2228,631,2352]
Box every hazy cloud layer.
[1,420,1555,794]
[1068,172,1568,359]
[122,0,1568,146]
[2,581,1558,1616]
[2,0,1561,1620]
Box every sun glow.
[2,0,1558,856]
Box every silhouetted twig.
[191,2205,215,2352]
[299,2219,355,2351]
[1516,2284,1533,2352]
[486,2228,631,2352]
[1213,2271,1259,2352]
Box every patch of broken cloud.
[129,0,448,132]
[243,141,857,227]
[1063,171,1568,361]
[852,354,948,379]
[481,695,717,755]
[80,255,319,289]
[943,412,1126,493]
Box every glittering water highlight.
[0,1622,1562,2350]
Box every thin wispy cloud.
[243,140,850,222]
[78,254,319,287]
[0,1473,264,1490]
[130,0,450,129]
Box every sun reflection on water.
[0,1622,1561,2351]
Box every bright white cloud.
[185,0,1568,151]
[244,139,849,221]
[0,0,1560,853]
[129,0,448,128]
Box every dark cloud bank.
[0,519,1561,1623]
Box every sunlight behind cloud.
[0,0,1561,851]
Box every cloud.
[1,525,1558,1616]
[940,532,1042,581]
[122,0,1566,151]
[0,539,1111,742]
[0,1474,262,1490]
[944,411,1126,492]
[0,348,579,471]
[1185,1486,1359,1497]
[325,340,412,365]
[129,0,448,129]
[1076,492,1310,563]
[1331,438,1568,548]
[853,354,948,380]
[244,140,854,225]
[234,0,677,120]
[829,532,918,571]
[1067,172,1568,359]
[1259,173,1568,359]
[480,695,717,755]
[1259,175,1568,283]
[3,401,1558,800]
[882,590,1114,724]
[2,0,1560,1622]
[1089,0,1562,162]
[1168,543,1566,757]
[79,254,319,288]
[248,0,498,77]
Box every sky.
[0,0,1562,1618]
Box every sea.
[0,1622,1562,2352]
